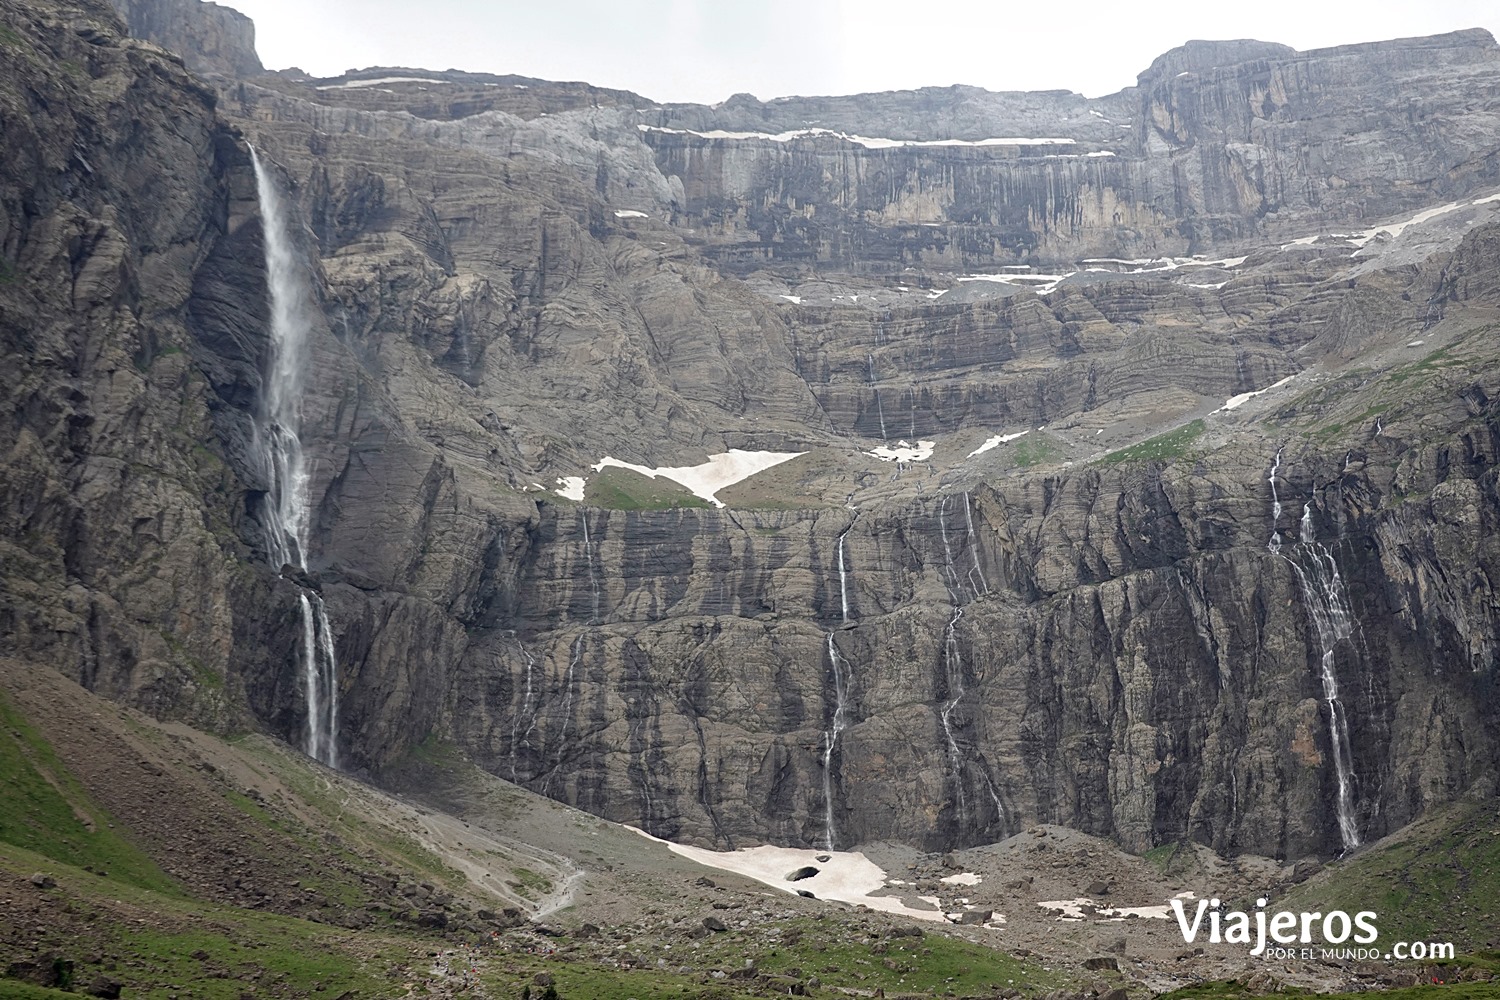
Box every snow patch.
[868,440,934,463]
[590,449,804,507]
[940,872,982,886]
[779,294,802,304]
[627,830,947,922]
[553,477,585,502]
[1039,892,1194,921]
[1217,374,1296,412]
[317,76,447,90]
[968,430,1029,457]
[639,124,1077,149]
[957,271,1072,295]
[613,209,648,219]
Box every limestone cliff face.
[638,32,1500,270]
[0,0,270,725]
[8,0,1500,864]
[111,0,261,77]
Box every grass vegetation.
[1278,803,1500,950]
[1158,979,1500,1000]
[0,694,176,894]
[1101,419,1206,465]
[584,466,712,511]
[1012,437,1061,468]
[482,915,1072,999]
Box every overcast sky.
[224,0,1500,103]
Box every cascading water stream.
[936,492,1004,829]
[820,515,859,848]
[836,520,856,623]
[1267,447,1284,555]
[1266,452,1360,852]
[1290,502,1361,851]
[251,147,338,768]
[509,640,539,781]
[939,605,968,824]
[581,514,601,625]
[961,491,989,599]
[821,632,850,850]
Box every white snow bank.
[317,76,447,89]
[591,449,804,507]
[968,430,1029,457]
[868,440,934,463]
[1217,374,1296,412]
[957,271,1072,295]
[1284,193,1500,253]
[553,476,585,502]
[780,294,803,304]
[1039,891,1194,921]
[940,872,982,886]
[639,124,1076,149]
[613,209,648,219]
[628,830,947,922]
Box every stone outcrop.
[5,0,1499,865]
[111,0,261,77]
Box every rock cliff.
[5,0,1500,863]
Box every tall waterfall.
[935,493,1004,832]
[1267,453,1359,852]
[821,516,859,848]
[821,632,851,850]
[835,520,855,623]
[1290,503,1361,852]
[250,148,338,769]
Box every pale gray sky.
[224,0,1500,102]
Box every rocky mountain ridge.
[2,0,1499,870]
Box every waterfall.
[542,633,585,795]
[821,632,851,850]
[509,640,539,782]
[581,514,601,625]
[1266,449,1360,852]
[961,491,989,598]
[250,147,338,769]
[835,517,857,623]
[869,352,887,440]
[939,606,968,825]
[1288,502,1361,852]
[1267,448,1284,555]
[938,495,963,595]
[935,492,1005,834]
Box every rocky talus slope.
[3,0,1500,873]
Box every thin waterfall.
[821,632,850,850]
[939,606,968,825]
[251,147,338,769]
[509,640,539,782]
[835,516,858,623]
[937,492,1005,834]
[542,633,585,795]
[581,514,601,625]
[1288,502,1361,851]
[821,516,858,847]
[1266,450,1359,852]
[961,491,989,598]
[1267,448,1284,555]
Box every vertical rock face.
[9,0,1500,862]
[633,31,1500,270]
[0,0,274,725]
[110,0,262,77]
